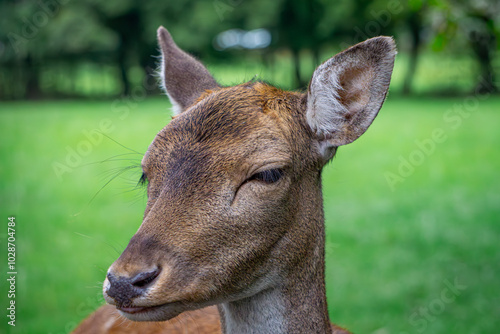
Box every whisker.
[87,165,140,205]
[73,232,124,259]
[101,133,143,155]
[80,153,142,167]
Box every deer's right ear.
[157,26,219,115]
[305,36,396,161]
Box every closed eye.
[231,168,285,206]
[247,168,284,184]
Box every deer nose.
[105,268,161,306]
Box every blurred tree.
[0,0,498,99]
[429,0,499,93]
[88,0,147,96]
[0,0,118,99]
[402,0,427,95]
[273,0,325,88]
[461,1,499,93]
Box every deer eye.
[248,168,284,184]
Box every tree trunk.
[469,20,497,94]
[403,11,423,95]
[292,48,308,89]
[118,45,131,97]
[312,47,320,69]
[25,55,42,99]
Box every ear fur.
[157,26,219,115]
[306,36,396,159]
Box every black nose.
[106,268,160,306]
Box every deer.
[73,26,396,334]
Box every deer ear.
[157,26,219,115]
[306,36,396,160]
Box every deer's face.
[102,27,395,322]
[103,84,319,321]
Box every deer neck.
[219,180,331,334]
[218,243,331,334]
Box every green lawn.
[1,94,499,334]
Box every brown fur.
[73,26,396,333]
[74,305,351,333]
[73,305,221,334]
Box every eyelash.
[247,168,285,184]
[138,172,148,186]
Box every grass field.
[1,93,499,334]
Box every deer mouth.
[116,302,185,321]
[116,305,152,314]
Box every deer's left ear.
[306,36,396,160]
[157,26,219,115]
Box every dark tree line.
[0,0,497,99]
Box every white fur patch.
[103,317,117,331]
[306,58,348,140]
[221,287,286,334]
[158,52,183,116]
[166,92,182,116]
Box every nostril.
[106,271,114,284]
[131,268,161,288]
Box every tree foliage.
[0,0,497,99]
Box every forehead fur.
[144,81,316,174]
[165,82,307,145]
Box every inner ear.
[338,65,374,117]
[306,36,396,153]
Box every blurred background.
[0,0,499,333]
[1,0,499,98]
